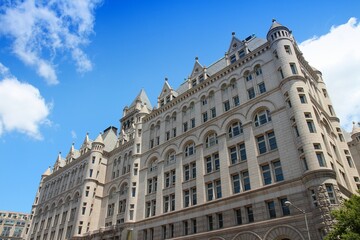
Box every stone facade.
[0,211,30,240]
[27,20,360,240]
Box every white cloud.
[0,64,51,139]
[300,17,360,131]
[71,130,77,139]
[0,0,102,85]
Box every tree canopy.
[325,191,360,240]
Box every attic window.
[238,49,245,58]
[230,54,236,64]
[195,68,199,73]
[192,79,197,87]
[198,74,204,82]
[163,89,167,93]
[233,43,237,48]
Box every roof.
[129,89,152,110]
[268,19,283,31]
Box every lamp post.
[285,200,311,240]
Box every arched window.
[228,121,243,138]
[166,150,176,165]
[184,142,195,157]
[119,183,128,196]
[109,187,116,199]
[254,109,272,127]
[205,132,218,148]
[148,158,158,172]
[244,71,252,81]
[254,65,262,76]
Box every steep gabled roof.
[129,89,152,110]
[190,59,204,78]
[227,35,245,54]
[158,80,173,99]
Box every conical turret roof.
[94,132,104,144]
[129,89,152,110]
[42,167,52,176]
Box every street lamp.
[285,200,311,240]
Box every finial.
[165,77,168,82]
[86,132,89,135]
[195,56,198,61]
[59,151,61,155]
[72,142,75,146]
[272,18,276,23]
[232,32,235,36]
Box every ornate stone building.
[0,210,30,240]
[27,20,360,240]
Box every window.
[208,215,214,231]
[267,201,276,218]
[183,122,188,132]
[147,177,157,194]
[347,157,354,168]
[235,209,242,225]
[166,131,170,141]
[183,221,189,235]
[284,45,292,54]
[290,63,297,74]
[183,162,196,181]
[230,54,236,64]
[232,174,241,194]
[316,152,326,167]
[248,87,255,99]
[254,109,271,127]
[258,82,266,94]
[280,198,290,216]
[217,213,224,228]
[190,118,195,128]
[255,66,262,76]
[107,203,114,217]
[207,179,222,201]
[238,49,245,58]
[205,153,220,173]
[245,73,253,81]
[131,182,136,197]
[163,194,175,212]
[228,121,243,138]
[229,142,247,164]
[161,225,167,239]
[145,200,156,218]
[273,160,284,182]
[246,206,254,223]
[223,100,230,111]
[210,107,216,118]
[184,190,190,208]
[278,67,284,79]
[172,128,176,138]
[233,95,240,106]
[191,219,197,234]
[257,131,277,154]
[164,170,176,188]
[242,171,251,190]
[184,142,195,157]
[205,133,218,148]
[299,94,307,103]
[262,164,272,185]
[326,184,336,204]
[202,112,208,122]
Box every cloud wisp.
[0,63,51,139]
[300,17,360,131]
[0,0,102,85]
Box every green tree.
[325,191,360,240]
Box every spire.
[42,166,52,176]
[94,132,104,144]
[269,19,283,31]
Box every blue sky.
[1,1,360,213]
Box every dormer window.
[160,99,165,107]
[198,74,204,83]
[230,54,236,64]
[192,79,197,87]
[238,49,245,58]
[166,95,171,103]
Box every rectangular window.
[202,112,208,123]
[268,132,277,150]
[190,118,196,128]
[183,220,189,235]
[290,63,297,74]
[184,190,190,208]
[230,54,236,64]
[246,206,254,223]
[208,215,214,231]
[284,45,292,54]
[235,209,242,225]
[191,162,196,179]
[183,122,188,132]
[347,157,354,168]
[257,135,267,154]
[162,225,166,240]
[215,179,222,199]
[192,187,197,206]
[248,87,255,99]
[278,68,284,79]
[210,107,216,118]
[205,153,219,173]
[191,219,197,234]
[310,189,318,207]
[267,201,276,218]
[239,143,247,161]
[273,160,284,182]
[326,184,336,204]
[232,174,241,194]
[238,49,245,58]
[262,164,272,185]
[223,100,230,111]
[172,128,176,138]
[280,198,290,216]
[242,171,251,191]
[184,165,190,181]
[207,182,213,201]
[229,146,238,165]
[307,121,316,133]
[299,94,307,103]
[233,95,240,106]
[317,152,326,167]
[217,213,224,229]
[258,82,266,93]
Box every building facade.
[347,122,360,185]
[27,20,360,240]
[0,211,30,240]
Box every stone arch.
[221,112,246,130]
[160,144,179,158]
[232,231,262,240]
[264,225,305,240]
[245,100,277,121]
[199,124,221,141]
